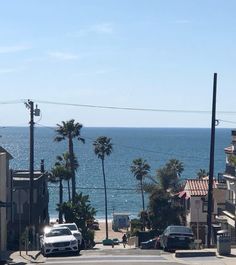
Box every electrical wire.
[30,99,236,114]
[34,122,213,163]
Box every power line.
[1,99,236,116]
[35,122,223,163]
[218,119,236,125]
[31,99,236,114]
[48,185,138,191]
[0,100,23,104]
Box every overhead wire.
[30,99,236,114]
[35,122,223,164]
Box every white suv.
[53,223,83,249]
[40,227,78,256]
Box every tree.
[166,159,184,178]
[197,168,209,180]
[56,152,79,201]
[55,119,85,202]
[49,163,70,223]
[59,192,97,248]
[93,136,113,240]
[143,159,185,231]
[228,154,236,167]
[148,187,185,231]
[130,158,150,211]
[157,159,184,192]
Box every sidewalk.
[7,251,45,264]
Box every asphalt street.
[44,255,184,265]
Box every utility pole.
[25,100,40,227]
[207,73,217,247]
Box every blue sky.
[0,0,236,127]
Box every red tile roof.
[185,179,217,196]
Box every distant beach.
[94,220,127,243]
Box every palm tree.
[166,159,184,178]
[197,168,209,180]
[130,158,150,211]
[93,136,113,240]
[56,152,79,201]
[49,164,69,223]
[55,119,85,202]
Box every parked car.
[53,223,83,249]
[140,237,160,249]
[160,225,194,251]
[40,227,79,256]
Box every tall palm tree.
[56,152,79,201]
[55,119,85,202]
[166,159,184,178]
[197,168,208,180]
[49,164,69,223]
[130,158,150,211]
[93,136,113,240]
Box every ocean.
[0,127,232,220]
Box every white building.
[219,129,236,240]
[0,147,13,261]
[180,179,226,244]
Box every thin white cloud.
[0,67,23,74]
[0,44,31,54]
[92,23,113,34]
[48,51,79,61]
[174,19,191,24]
[73,68,113,77]
[69,23,113,37]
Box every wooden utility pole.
[29,100,34,226]
[207,73,217,247]
[25,100,40,227]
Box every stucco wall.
[0,153,7,252]
[186,197,207,224]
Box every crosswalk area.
[45,255,172,264]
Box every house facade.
[180,179,226,244]
[8,164,49,249]
[219,129,236,240]
[0,147,13,261]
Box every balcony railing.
[225,164,236,176]
[225,200,236,216]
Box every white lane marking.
[45,255,167,264]
[46,261,172,264]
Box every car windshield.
[45,228,72,237]
[169,226,192,234]
[62,224,77,231]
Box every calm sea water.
[0,127,232,220]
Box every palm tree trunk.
[141,179,145,211]
[68,136,76,202]
[67,179,71,201]
[102,159,109,240]
[59,178,63,223]
[141,179,145,231]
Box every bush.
[103,239,114,245]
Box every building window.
[186,198,190,210]
[203,201,208,212]
[202,197,214,212]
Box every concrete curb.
[175,250,216,258]
[8,251,46,264]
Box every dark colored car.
[140,237,160,249]
[160,225,194,251]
